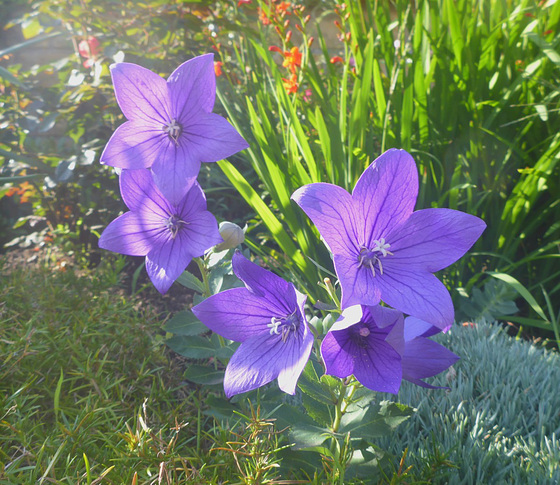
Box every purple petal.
[110,63,171,125]
[176,182,208,214]
[365,304,403,330]
[277,321,314,394]
[179,210,222,258]
[352,149,418,246]
[404,316,445,341]
[185,112,249,163]
[387,208,486,272]
[100,121,168,169]
[224,331,309,398]
[335,253,381,308]
[376,269,455,330]
[321,329,356,378]
[167,54,216,120]
[145,231,193,294]
[382,309,405,356]
[98,211,162,256]
[119,169,171,216]
[291,183,360,256]
[353,339,402,394]
[151,142,201,205]
[402,338,459,383]
[231,252,299,317]
[192,287,278,342]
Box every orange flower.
[214,61,223,77]
[276,2,292,15]
[282,73,298,94]
[330,56,344,64]
[282,46,302,73]
[258,7,271,25]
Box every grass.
[0,254,241,484]
[1,254,558,484]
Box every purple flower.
[401,316,459,389]
[100,54,249,205]
[98,169,222,294]
[320,305,405,394]
[320,305,459,393]
[192,252,314,398]
[291,149,486,330]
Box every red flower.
[238,0,251,5]
[78,37,100,58]
[330,56,344,64]
[78,37,100,68]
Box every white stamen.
[267,317,282,335]
[371,238,392,257]
[162,119,182,145]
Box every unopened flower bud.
[215,221,245,250]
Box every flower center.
[165,214,188,239]
[357,238,393,277]
[351,323,371,348]
[267,311,299,342]
[162,119,182,145]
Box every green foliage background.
[0,1,559,331]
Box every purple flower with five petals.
[321,305,405,393]
[100,54,249,205]
[98,169,222,294]
[320,305,459,393]
[292,149,486,330]
[192,252,314,398]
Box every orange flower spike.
[282,73,298,94]
[214,61,223,77]
[330,56,344,64]
[283,46,302,73]
[258,7,271,25]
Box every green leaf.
[339,400,414,440]
[487,272,549,322]
[176,270,206,294]
[0,66,27,89]
[298,360,336,406]
[163,311,208,336]
[21,17,43,40]
[53,368,64,419]
[202,395,239,422]
[289,423,333,450]
[183,365,224,386]
[166,335,217,359]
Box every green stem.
[195,257,211,298]
[332,380,347,433]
